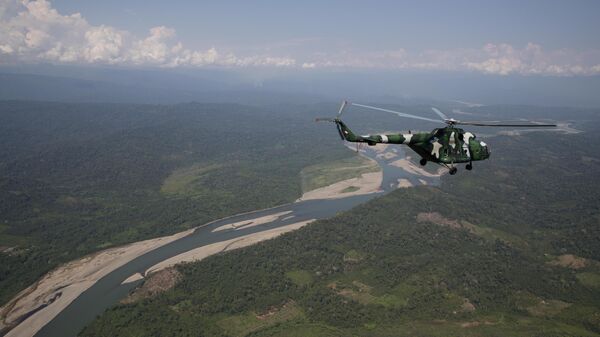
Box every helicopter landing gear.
[419,158,427,166]
[466,163,473,171]
[441,163,457,175]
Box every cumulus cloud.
[0,0,599,76]
[0,0,296,68]
[306,43,600,76]
[83,26,123,63]
[462,42,600,76]
[129,26,175,64]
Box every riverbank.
[298,148,383,201]
[1,144,419,337]
[1,173,382,337]
[390,157,445,177]
[1,229,194,337]
[145,219,315,276]
[297,171,382,201]
[1,217,320,337]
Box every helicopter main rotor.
[349,102,557,128]
[316,100,557,176]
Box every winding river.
[32,146,439,337]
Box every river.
[34,146,439,337]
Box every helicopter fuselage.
[337,121,490,165]
[317,100,553,174]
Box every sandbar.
[1,228,194,337]
[146,220,315,275]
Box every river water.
[35,146,439,337]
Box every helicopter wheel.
[449,167,458,175]
[466,163,473,171]
[419,158,427,166]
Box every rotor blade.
[315,117,335,122]
[337,100,348,118]
[336,123,345,140]
[455,121,557,127]
[431,107,449,120]
[351,103,444,123]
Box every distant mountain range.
[1,65,600,107]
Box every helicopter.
[316,101,556,175]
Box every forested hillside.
[0,101,352,306]
[82,126,600,337]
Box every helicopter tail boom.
[317,100,434,146]
[334,120,362,142]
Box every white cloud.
[129,26,175,64]
[305,43,600,76]
[468,43,600,76]
[0,0,599,76]
[232,56,296,67]
[0,0,297,68]
[83,25,123,63]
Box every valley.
[1,100,598,337]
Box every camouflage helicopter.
[317,101,556,175]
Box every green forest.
[0,101,353,306]
[80,120,600,336]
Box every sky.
[1,0,600,76]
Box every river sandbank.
[1,228,194,337]
[145,219,315,275]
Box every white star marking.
[463,132,474,157]
[431,141,443,158]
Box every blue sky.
[2,0,600,76]
[50,0,600,50]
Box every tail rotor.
[336,100,348,118]
[316,100,349,140]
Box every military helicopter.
[317,101,556,175]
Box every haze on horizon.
[1,0,600,106]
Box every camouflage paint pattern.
[336,120,490,164]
